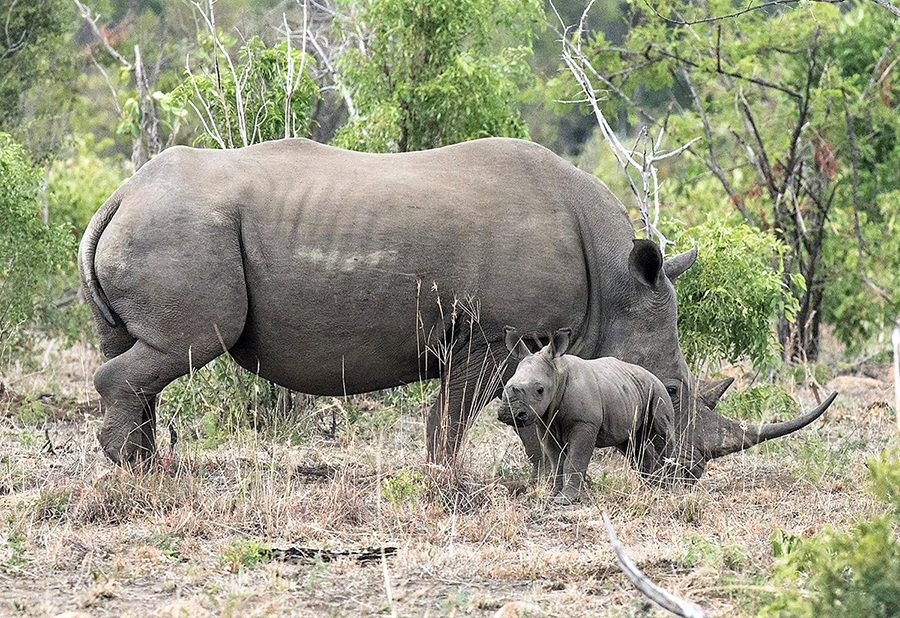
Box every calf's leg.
[557,422,599,503]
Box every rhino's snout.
[497,396,538,428]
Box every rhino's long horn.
[701,391,837,459]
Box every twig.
[641,0,844,26]
[1,0,26,61]
[86,50,122,114]
[647,43,802,100]
[73,0,133,71]
[603,511,706,618]
[185,54,226,149]
[679,68,755,226]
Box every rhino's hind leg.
[93,340,194,466]
[425,341,510,464]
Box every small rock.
[152,600,210,617]
[493,601,543,617]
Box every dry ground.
[0,339,895,617]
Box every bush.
[47,134,127,237]
[762,449,900,617]
[169,35,319,148]
[0,133,72,358]
[331,0,541,153]
[715,385,798,422]
[668,221,803,371]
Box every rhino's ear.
[699,377,734,409]
[504,326,531,360]
[629,239,663,288]
[550,328,571,358]
[664,246,698,282]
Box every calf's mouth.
[497,399,538,427]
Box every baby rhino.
[499,328,691,502]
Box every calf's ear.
[504,326,531,360]
[629,239,663,287]
[550,328,571,357]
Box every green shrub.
[382,468,426,507]
[331,0,541,153]
[169,36,319,148]
[716,385,798,422]
[762,449,900,617]
[47,134,127,237]
[220,538,270,573]
[0,133,72,358]
[668,221,803,371]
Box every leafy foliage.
[669,221,802,370]
[763,450,900,618]
[715,384,798,422]
[0,0,77,143]
[169,34,319,148]
[0,134,72,356]
[819,192,900,355]
[555,0,900,358]
[331,0,542,152]
[47,135,128,237]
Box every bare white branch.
[603,511,706,618]
[551,1,701,253]
[73,0,133,71]
[185,53,226,149]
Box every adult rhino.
[78,137,833,477]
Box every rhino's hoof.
[99,435,155,471]
[552,492,579,506]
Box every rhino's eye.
[536,386,544,395]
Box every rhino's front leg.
[426,341,508,463]
[557,421,598,503]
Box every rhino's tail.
[78,188,125,328]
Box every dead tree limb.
[869,0,900,20]
[641,0,844,26]
[550,0,701,254]
[603,511,706,618]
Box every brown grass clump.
[0,339,895,617]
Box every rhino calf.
[500,328,703,502]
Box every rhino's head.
[500,239,836,485]
[610,239,835,483]
[498,328,572,427]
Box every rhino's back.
[97,138,632,394]
[562,356,669,445]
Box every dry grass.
[0,340,895,617]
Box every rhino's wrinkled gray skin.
[500,328,838,493]
[78,137,833,468]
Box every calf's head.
[498,328,571,427]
